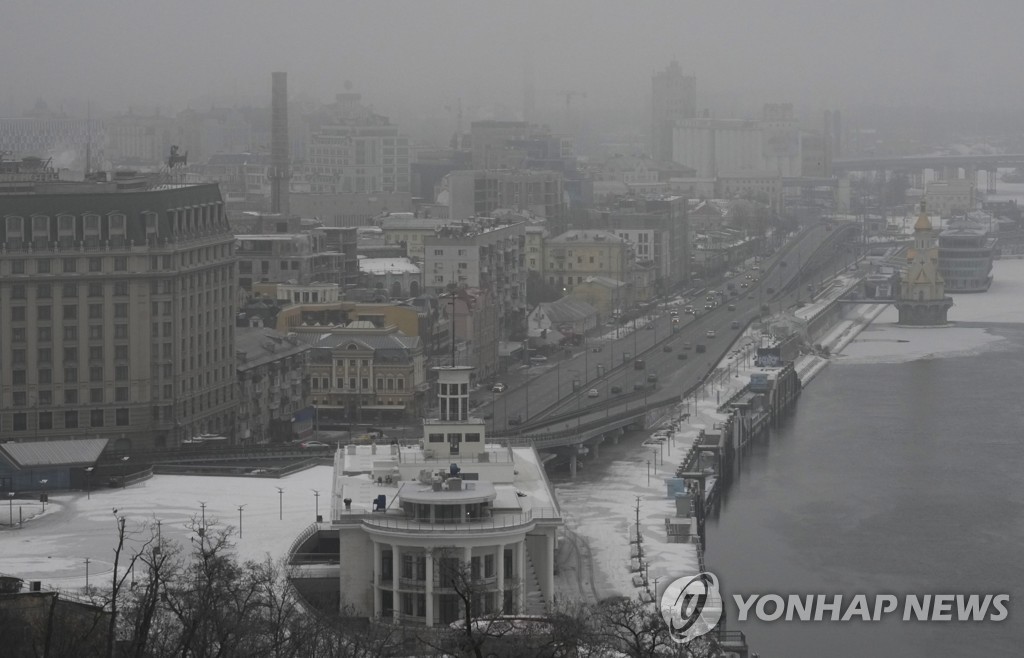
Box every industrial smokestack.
[270,72,290,216]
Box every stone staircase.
[523,550,546,615]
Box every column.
[544,532,555,607]
[496,543,505,613]
[391,544,400,623]
[518,541,526,614]
[425,550,434,627]
[372,541,381,617]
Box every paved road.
[484,223,849,437]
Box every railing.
[286,522,323,560]
[358,507,559,533]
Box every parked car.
[696,344,707,353]
[663,345,673,352]
[706,329,716,338]
[587,388,600,398]
[642,439,662,447]
[647,373,658,383]
[610,385,623,394]
[634,382,646,391]
[300,441,330,449]
[592,346,603,352]
[731,320,740,329]
[677,353,688,360]
[682,342,692,350]
[508,416,523,426]
[529,355,548,364]
[727,304,736,311]
[767,287,775,294]
[740,282,749,289]
[491,382,507,393]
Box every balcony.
[358,507,558,534]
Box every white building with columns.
[289,366,561,626]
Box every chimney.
[271,72,290,216]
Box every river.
[704,323,1024,657]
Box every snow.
[0,466,334,591]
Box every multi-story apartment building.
[423,219,527,338]
[288,366,561,625]
[378,215,449,261]
[651,60,697,163]
[307,324,427,423]
[235,232,348,291]
[543,230,629,292]
[938,215,997,292]
[524,225,547,272]
[0,179,237,450]
[235,326,310,444]
[304,93,411,195]
[446,170,564,221]
[924,179,976,217]
[591,194,690,292]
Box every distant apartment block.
[445,169,564,221]
[235,326,311,444]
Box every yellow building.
[276,301,423,338]
[543,230,629,292]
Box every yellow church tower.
[896,201,953,325]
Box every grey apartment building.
[0,178,237,450]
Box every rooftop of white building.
[358,257,421,275]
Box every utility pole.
[237,505,245,539]
[634,496,643,560]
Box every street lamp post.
[313,489,320,520]
[646,460,650,486]
[199,501,207,527]
[237,505,245,538]
[85,557,90,591]
[276,487,284,520]
[85,467,94,499]
[8,492,14,526]
[39,479,48,511]
[120,456,130,488]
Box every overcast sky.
[5,1,1023,122]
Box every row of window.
[10,367,132,385]
[11,408,130,431]
[6,344,130,363]
[12,388,126,405]
[7,281,130,300]
[311,376,407,391]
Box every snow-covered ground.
[0,467,334,592]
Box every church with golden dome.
[896,202,954,325]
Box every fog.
[5,0,1024,138]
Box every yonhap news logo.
[661,571,1012,645]
[660,572,724,644]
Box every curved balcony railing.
[360,507,559,533]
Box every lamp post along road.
[237,505,245,539]
[276,487,284,520]
[313,489,320,520]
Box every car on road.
[586,388,600,398]
[634,382,646,391]
[682,342,692,350]
[696,344,707,353]
[651,431,670,441]
[300,441,330,449]
[592,346,603,352]
[663,345,673,352]
[529,355,548,364]
[491,382,507,393]
[645,323,654,330]
[647,373,658,383]
[706,329,716,338]
[767,287,775,294]
[610,385,623,394]
[677,353,688,360]
[727,304,736,311]
[731,320,741,329]
[740,282,749,289]
[642,439,662,447]
[752,265,760,271]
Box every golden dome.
[914,212,932,231]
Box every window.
[115,366,129,380]
[63,347,78,363]
[12,306,25,322]
[12,349,25,365]
[13,392,26,407]
[90,388,103,404]
[12,328,25,343]
[37,348,51,364]
[39,369,51,384]
[64,389,78,404]
[114,256,127,271]
[115,387,128,402]
[88,325,103,340]
[13,413,27,432]
[428,433,444,443]
[116,408,129,426]
[11,260,24,274]
[89,303,103,319]
[37,305,51,321]
[62,283,77,298]
[63,304,77,320]
[89,346,103,362]
[114,303,128,318]
[37,259,50,273]
[114,281,128,296]
[64,410,79,429]
[485,553,495,578]
[38,412,52,430]
[114,324,128,339]
[115,345,128,361]
[91,409,104,427]
[64,258,77,273]
[361,378,368,390]
[88,283,102,297]
[465,433,481,443]
[12,284,25,299]
[37,284,51,298]
[64,367,78,383]
[63,326,78,341]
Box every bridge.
[832,154,1024,193]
